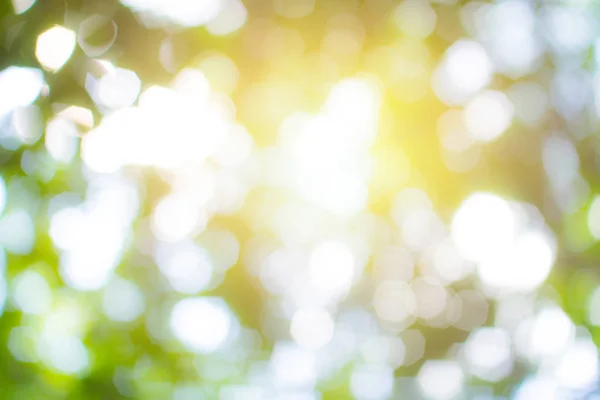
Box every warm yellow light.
[56,106,94,129]
[35,26,76,72]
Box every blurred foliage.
[3,0,600,399]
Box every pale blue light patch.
[0,67,45,121]
[0,209,35,254]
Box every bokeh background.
[0,0,599,398]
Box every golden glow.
[3,1,579,394]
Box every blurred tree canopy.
[2,0,600,399]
